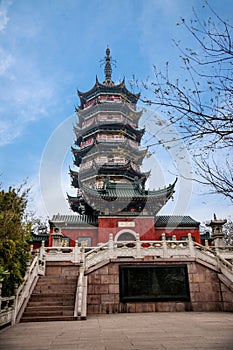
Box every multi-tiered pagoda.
[68,48,176,218]
[48,48,200,246]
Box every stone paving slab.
[0,312,233,350]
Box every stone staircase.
[20,262,79,322]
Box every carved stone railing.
[193,242,218,268]
[0,253,46,327]
[83,234,233,282]
[84,233,196,269]
[37,235,233,288]
[0,293,15,327]
[40,240,81,263]
[74,252,87,320]
[216,254,233,282]
[213,246,233,260]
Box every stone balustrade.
[1,235,233,326]
[39,234,233,277]
[0,254,46,328]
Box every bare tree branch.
[134,1,233,201]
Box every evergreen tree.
[0,184,32,296]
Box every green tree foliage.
[0,185,32,296]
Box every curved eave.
[70,168,79,177]
[147,178,177,198]
[81,178,176,200]
[78,79,140,107]
[67,193,83,202]
[72,144,94,161]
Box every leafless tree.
[223,220,233,246]
[137,1,233,201]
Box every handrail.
[38,236,233,287]
[74,263,85,320]
[40,241,81,263]
[12,254,45,324]
[0,253,46,327]
[216,254,233,282]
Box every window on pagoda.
[97,114,123,122]
[96,134,125,142]
[96,156,108,165]
[97,95,123,103]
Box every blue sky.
[0,0,232,223]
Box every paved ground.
[0,312,233,350]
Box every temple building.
[48,48,200,247]
[14,50,232,325]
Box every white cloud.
[0,119,24,146]
[0,48,14,76]
[0,0,11,32]
[0,79,55,146]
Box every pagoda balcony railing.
[37,235,233,283]
[78,102,138,120]
[81,115,137,131]
[96,135,125,142]
[80,138,94,148]
[83,95,124,109]
[79,159,140,172]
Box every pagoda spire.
[103,47,114,86]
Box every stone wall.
[219,275,233,311]
[86,259,233,314]
[46,261,80,277]
[188,261,222,311]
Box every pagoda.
[67,48,176,218]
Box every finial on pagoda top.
[103,47,115,86]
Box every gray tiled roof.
[32,233,49,243]
[82,180,176,199]
[155,215,200,228]
[49,214,199,228]
[51,214,97,225]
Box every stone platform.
[0,312,233,350]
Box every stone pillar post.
[40,240,45,260]
[108,233,114,258]
[188,233,195,258]
[136,233,141,258]
[74,240,80,263]
[162,233,168,258]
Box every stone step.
[27,299,74,307]
[21,263,79,323]
[30,292,75,299]
[36,278,76,284]
[23,308,73,317]
[36,280,77,286]
[33,286,76,293]
[20,315,75,322]
[24,305,73,312]
[34,280,77,286]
